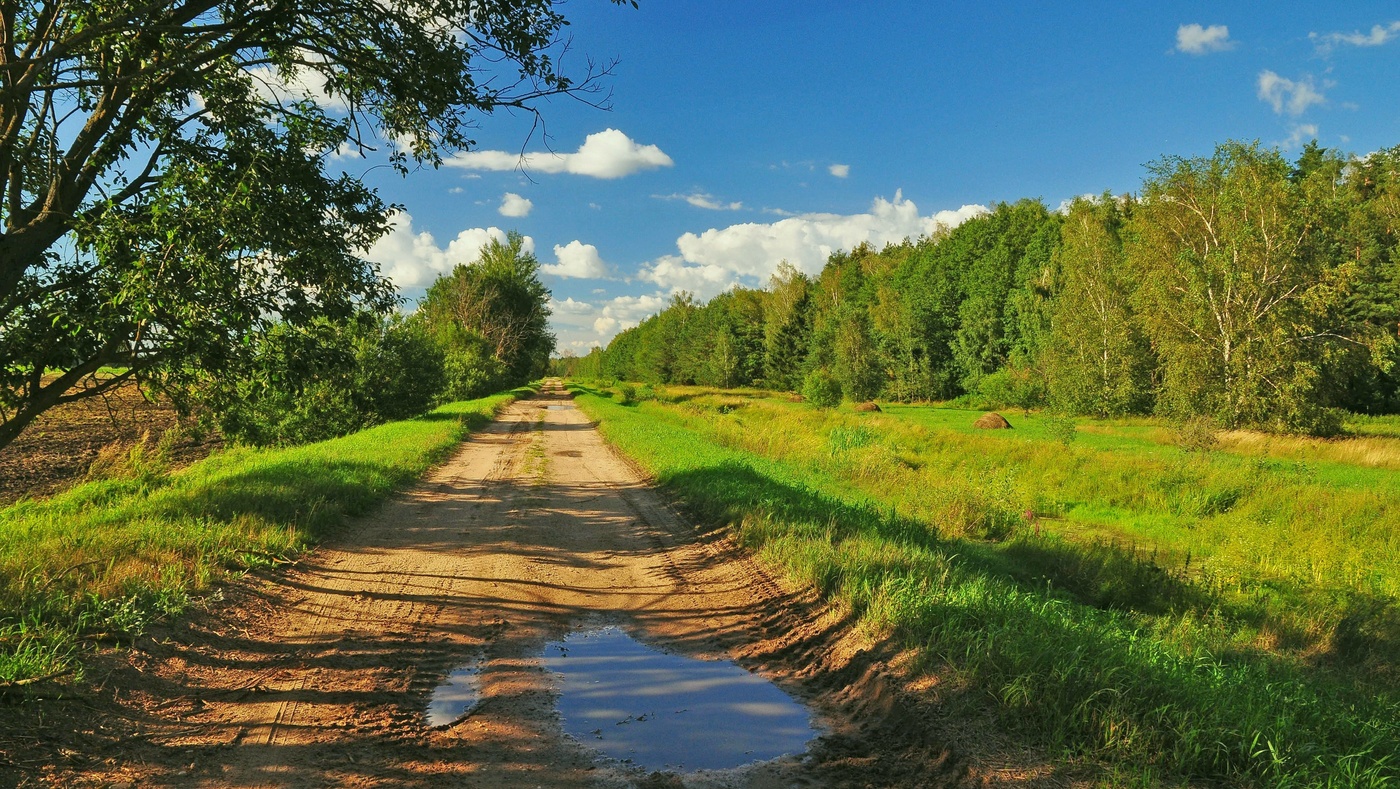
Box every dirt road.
[9,383,993,788]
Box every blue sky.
[343,2,1400,353]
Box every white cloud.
[549,293,668,346]
[445,129,673,179]
[638,192,988,299]
[1176,24,1233,55]
[448,187,465,194]
[829,163,851,178]
[543,241,610,279]
[498,192,533,217]
[1277,123,1320,151]
[1311,21,1400,53]
[244,63,349,112]
[1257,71,1325,116]
[655,192,743,211]
[362,212,533,291]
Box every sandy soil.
[2,382,1062,788]
[0,379,218,506]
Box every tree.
[1044,195,1154,416]
[763,262,812,391]
[200,312,445,446]
[418,232,554,391]
[1128,142,1350,432]
[0,0,624,451]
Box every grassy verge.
[570,383,1399,787]
[0,387,530,684]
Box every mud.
[0,381,1068,787]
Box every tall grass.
[0,388,527,684]
[571,384,1400,787]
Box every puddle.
[544,627,817,772]
[425,661,483,727]
[545,405,573,410]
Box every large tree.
[418,232,554,390]
[0,0,623,450]
[1128,142,1352,432]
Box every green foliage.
[976,365,1046,411]
[418,232,555,395]
[0,0,618,452]
[1041,414,1078,446]
[802,368,843,408]
[571,139,1400,433]
[193,312,445,447]
[1045,195,1155,416]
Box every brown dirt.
[0,379,219,506]
[0,382,1070,788]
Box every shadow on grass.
[647,459,1400,784]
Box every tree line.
[561,142,1400,435]
[177,233,553,446]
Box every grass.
[571,382,1400,787]
[0,387,530,684]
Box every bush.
[977,366,1046,411]
[617,384,638,405]
[199,312,447,447]
[802,369,842,408]
[1173,416,1219,453]
[1042,414,1078,446]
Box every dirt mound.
[854,401,882,413]
[973,412,1012,429]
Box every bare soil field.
[0,380,218,506]
[0,383,1058,787]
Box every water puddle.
[425,660,483,727]
[545,404,573,410]
[544,627,817,772]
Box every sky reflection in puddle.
[544,627,816,772]
[425,661,482,727]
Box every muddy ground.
[0,383,1068,788]
[0,379,218,506]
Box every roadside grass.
[570,383,1400,787]
[0,387,531,684]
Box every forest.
[560,141,1400,435]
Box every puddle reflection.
[425,661,482,727]
[544,627,816,772]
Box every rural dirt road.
[7,383,1030,788]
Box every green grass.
[0,387,529,684]
[570,383,1400,787]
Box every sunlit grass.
[0,387,529,684]
[572,381,1400,786]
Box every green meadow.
[0,388,528,685]
[571,382,1400,787]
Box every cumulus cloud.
[244,63,348,112]
[362,212,532,291]
[1176,24,1233,55]
[1277,123,1320,151]
[829,163,851,178]
[1311,21,1400,53]
[638,192,988,299]
[1257,71,1325,116]
[654,192,743,211]
[498,192,533,217]
[445,129,673,179]
[543,241,611,279]
[549,293,668,346]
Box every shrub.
[617,384,638,405]
[802,368,842,408]
[198,312,447,447]
[1042,414,1078,446]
